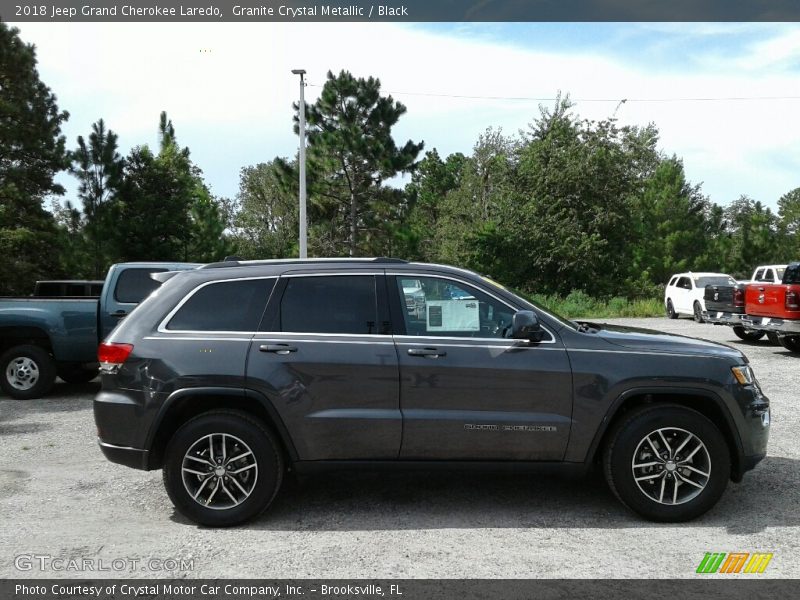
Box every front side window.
[167,279,274,332]
[280,275,378,335]
[754,269,765,281]
[396,276,515,338]
[677,277,691,290]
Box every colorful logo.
[696,552,773,574]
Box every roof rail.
[199,257,409,270]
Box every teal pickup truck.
[0,262,199,399]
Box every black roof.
[200,257,408,270]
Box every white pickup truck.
[746,265,787,284]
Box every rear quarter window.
[114,268,168,304]
[166,279,275,332]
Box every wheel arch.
[586,387,746,482]
[145,387,298,470]
[0,327,53,355]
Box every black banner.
[4,0,800,22]
[2,580,797,600]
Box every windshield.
[777,268,786,281]
[695,276,735,287]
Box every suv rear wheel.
[693,301,704,323]
[603,404,730,522]
[163,411,284,527]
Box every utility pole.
[292,69,307,258]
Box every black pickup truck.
[703,283,777,343]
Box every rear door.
[246,271,401,460]
[389,273,573,461]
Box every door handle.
[407,347,446,358]
[110,310,127,318]
[259,344,298,354]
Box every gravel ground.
[0,317,797,580]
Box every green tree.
[231,161,299,259]
[111,112,229,262]
[508,99,660,295]
[402,149,467,260]
[723,196,780,275]
[631,157,714,286]
[282,70,423,256]
[70,118,124,277]
[778,187,800,258]
[0,23,69,293]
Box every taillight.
[734,288,744,307]
[787,290,800,311]
[98,342,134,366]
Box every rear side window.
[279,276,378,335]
[677,277,691,289]
[668,277,677,287]
[784,265,800,285]
[167,279,274,332]
[115,268,167,303]
[754,269,765,281]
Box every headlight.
[731,365,755,386]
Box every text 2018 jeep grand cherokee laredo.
[94,258,770,526]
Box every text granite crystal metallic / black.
[93,258,769,526]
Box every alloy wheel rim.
[182,433,258,510]
[631,427,711,505]
[5,357,40,391]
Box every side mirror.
[511,310,546,342]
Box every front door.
[390,274,573,461]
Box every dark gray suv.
[94,258,770,526]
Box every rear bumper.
[98,440,150,470]
[702,311,746,326]
[741,316,800,333]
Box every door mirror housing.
[510,310,546,342]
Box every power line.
[305,83,800,103]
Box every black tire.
[57,365,100,384]
[163,410,284,527]
[666,299,678,319]
[0,344,57,400]
[603,404,730,522]
[732,326,766,342]
[767,332,780,345]
[779,335,800,353]
[693,301,704,323]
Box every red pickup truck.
[742,262,800,352]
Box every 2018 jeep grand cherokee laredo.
[94,258,770,526]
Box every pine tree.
[0,23,70,293]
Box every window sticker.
[426,300,480,331]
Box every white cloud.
[15,22,800,207]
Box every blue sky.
[15,22,800,212]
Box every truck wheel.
[603,404,730,522]
[693,302,704,323]
[732,326,765,342]
[666,299,678,319]
[779,335,800,353]
[767,332,780,345]
[0,344,57,400]
[57,365,100,384]
[162,411,284,527]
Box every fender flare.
[583,385,745,473]
[145,386,298,463]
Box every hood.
[581,322,745,361]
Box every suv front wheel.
[603,404,730,522]
[163,411,284,527]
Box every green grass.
[528,290,664,319]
